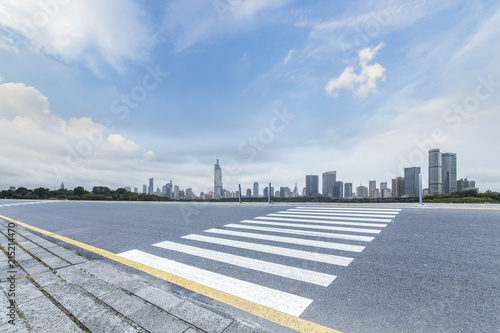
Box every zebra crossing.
[0,200,57,208]
[118,206,401,317]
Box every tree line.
[0,186,171,201]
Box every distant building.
[143,185,147,194]
[9,186,16,191]
[333,181,343,198]
[148,178,154,195]
[457,178,476,191]
[429,149,442,194]
[382,188,392,198]
[124,186,131,192]
[380,182,387,198]
[293,183,299,197]
[165,181,173,198]
[392,177,404,197]
[322,171,337,196]
[253,182,259,198]
[60,182,65,190]
[442,152,457,194]
[134,187,138,193]
[306,175,320,196]
[246,188,252,197]
[371,189,380,199]
[369,180,376,196]
[344,183,353,199]
[214,159,223,200]
[173,185,179,199]
[404,167,421,197]
[263,186,275,198]
[356,185,368,198]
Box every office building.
[253,182,259,198]
[369,180,376,195]
[429,149,442,194]
[306,175,320,196]
[356,185,368,198]
[280,187,292,198]
[148,178,154,195]
[143,185,147,194]
[392,177,404,197]
[333,181,343,198]
[263,186,275,198]
[344,183,353,199]
[214,159,223,200]
[246,188,252,197]
[380,182,387,198]
[404,167,421,197]
[442,152,457,194]
[322,171,337,196]
[134,187,138,193]
[293,183,299,197]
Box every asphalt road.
[1,199,499,332]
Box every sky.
[1,0,499,194]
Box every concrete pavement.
[0,218,269,333]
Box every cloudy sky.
[1,0,499,194]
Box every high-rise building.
[214,159,223,200]
[404,167,421,197]
[293,183,299,197]
[143,185,147,194]
[253,182,259,198]
[322,171,337,196]
[263,186,275,198]
[344,183,353,198]
[333,181,343,198]
[442,152,457,194]
[148,178,154,195]
[380,182,387,198]
[246,188,252,197]
[306,175,320,196]
[429,149,443,194]
[134,187,138,193]
[280,187,292,198]
[392,177,404,197]
[369,180,376,194]
[173,185,179,199]
[356,185,368,198]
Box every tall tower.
[306,175,319,196]
[442,152,457,194]
[253,182,259,198]
[148,178,154,195]
[429,149,442,194]
[322,171,336,196]
[404,167,421,197]
[214,159,223,200]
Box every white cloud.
[283,49,294,63]
[0,0,156,72]
[325,43,386,97]
[0,79,153,189]
[0,36,19,53]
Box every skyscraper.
[380,182,387,198]
[344,183,353,198]
[253,182,259,198]
[143,185,147,194]
[404,167,421,197]
[369,180,376,198]
[306,175,319,196]
[293,183,299,197]
[429,148,443,194]
[214,159,223,200]
[356,185,368,198]
[322,171,337,196]
[392,177,404,197]
[148,178,154,195]
[333,181,344,198]
[442,152,457,194]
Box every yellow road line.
[0,214,342,333]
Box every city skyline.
[1,2,499,193]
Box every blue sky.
[1,0,499,194]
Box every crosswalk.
[0,201,58,208]
[118,206,401,317]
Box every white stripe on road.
[225,224,374,242]
[288,208,399,215]
[153,240,335,287]
[182,234,353,266]
[205,229,365,252]
[241,220,381,234]
[284,210,396,218]
[267,213,392,223]
[296,206,401,212]
[118,249,312,317]
[255,216,387,228]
